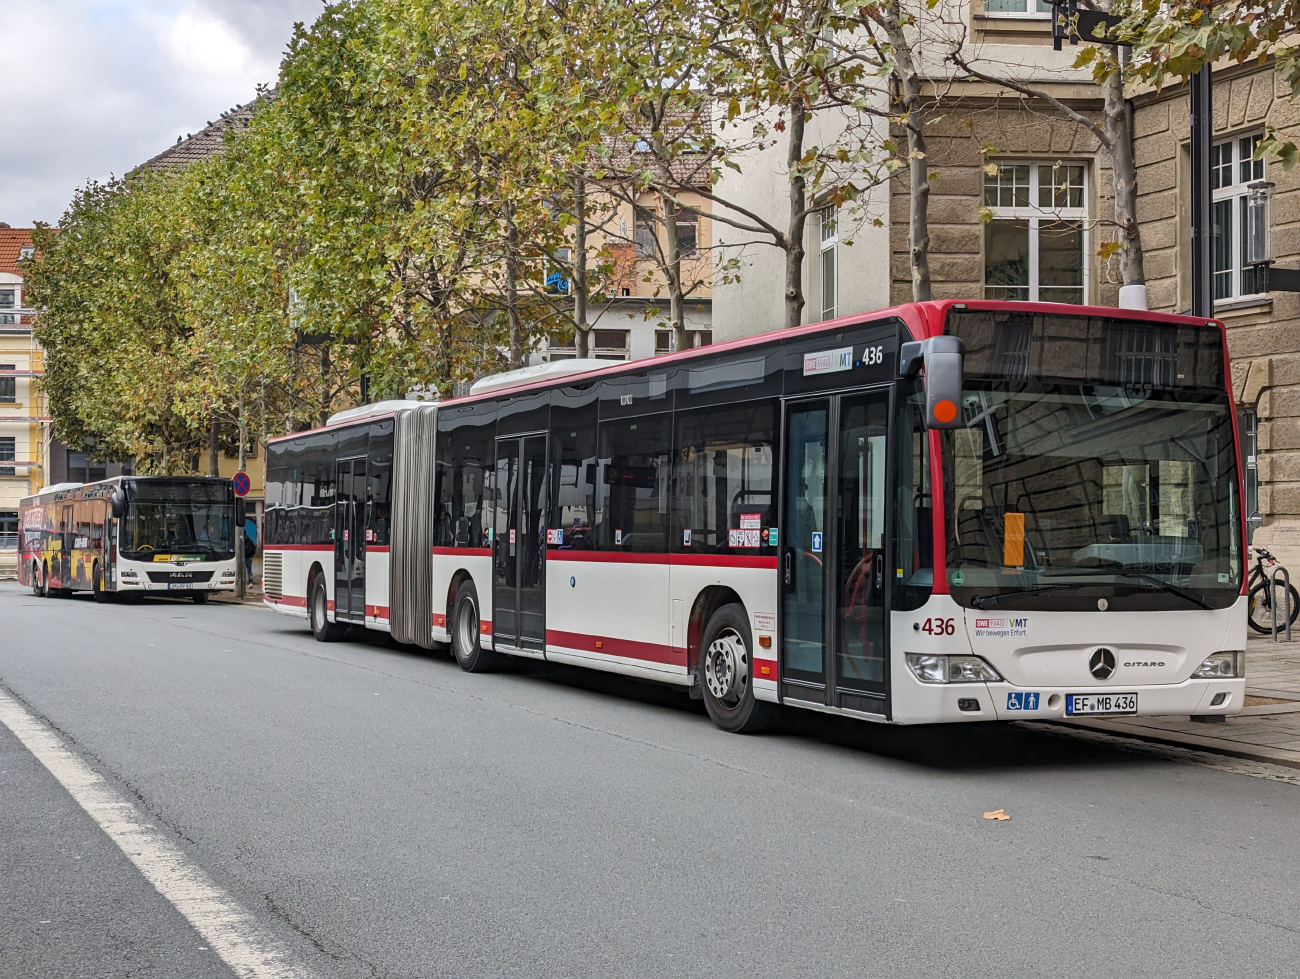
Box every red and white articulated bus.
[263,300,1247,732]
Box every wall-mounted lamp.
[1246,180,1300,291]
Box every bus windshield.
[120,481,235,559]
[942,310,1241,612]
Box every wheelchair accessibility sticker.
[1006,691,1040,711]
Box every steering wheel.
[137,544,154,552]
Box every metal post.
[1190,66,1213,317]
[1271,565,1292,642]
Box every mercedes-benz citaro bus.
[18,476,239,602]
[264,300,1247,733]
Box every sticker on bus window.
[547,528,563,545]
[509,529,516,545]
[615,529,622,545]
[768,528,778,546]
[683,529,692,546]
[811,532,823,553]
[729,529,761,548]
[740,513,762,530]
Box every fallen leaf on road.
[983,809,1011,821]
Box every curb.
[1058,717,1300,770]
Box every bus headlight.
[906,653,1003,684]
[1192,651,1244,678]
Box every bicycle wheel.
[1248,580,1300,634]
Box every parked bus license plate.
[168,583,194,590]
[1066,693,1137,715]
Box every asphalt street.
[1,581,1299,979]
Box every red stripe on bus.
[366,604,389,619]
[753,657,778,679]
[480,620,492,636]
[263,544,333,552]
[271,595,307,608]
[367,545,391,553]
[546,629,681,665]
[432,546,492,556]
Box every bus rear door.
[492,434,547,653]
[334,457,367,623]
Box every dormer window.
[17,246,34,261]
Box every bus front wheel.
[700,603,777,735]
[309,574,345,642]
[452,581,500,673]
[92,563,113,603]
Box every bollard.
[1271,565,1293,642]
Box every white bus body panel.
[262,546,332,621]
[889,594,1248,724]
[365,548,391,632]
[429,551,492,644]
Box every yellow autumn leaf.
[983,809,1011,821]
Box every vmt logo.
[1009,618,1028,629]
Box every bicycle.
[1248,546,1300,634]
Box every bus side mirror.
[900,336,964,429]
[110,489,125,518]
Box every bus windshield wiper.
[970,585,1069,609]
[1040,568,1214,609]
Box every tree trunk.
[208,417,220,477]
[661,193,688,351]
[887,5,933,302]
[573,174,591,359]
[784,95,809,331]
[1104,69,1145,288]
[318,345,332,427]
[504,201,524,369]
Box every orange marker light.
[933,399,958,424]
[758,635,772,648]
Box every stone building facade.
[1131,63,1300,565]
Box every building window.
[548,328,631,362]
[675,212,699,257]
[655,329,712,355]
[68,452,107,484]
[820,206,838,320]
[982,0,1051,14]
[18,246,34,261]
[0,290,14,309]
[1211,133,1266,303]
[0,364,14,403]
[984,162,1087,305]
[0,510,15,548]
[633,207,657,258]
[0,437,14,476]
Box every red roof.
[0,228,34,277]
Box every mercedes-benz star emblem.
[1097,598,1109,611]
[1090,648,1116,680]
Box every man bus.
[265,301,1247,732]
[19,476,238,602]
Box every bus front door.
[780,390,891,716]
[334,457,367,623]
[59,504,73,588]
[492,435,547,653]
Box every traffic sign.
[233,471,251,497]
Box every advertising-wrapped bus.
[264,300,1247,733]
[18,477,238,602]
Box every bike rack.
[1271,565,1294,642]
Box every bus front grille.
[145,570,215,584]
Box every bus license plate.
[1066,693,1138,716]
[168,583,195,590]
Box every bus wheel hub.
[705,632,744,701]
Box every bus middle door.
[334,457,367,623]
[59,504,74,588]
[492,434,547,653]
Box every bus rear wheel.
[700,603,777,734]
[309,574,345,642]
[92,563,113,603]
[32,563,45,598]
[452,580,500,673]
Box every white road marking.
[0,688,315,979]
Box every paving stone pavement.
[1064,633,1300,766]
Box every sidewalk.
[1062,635,1300,768]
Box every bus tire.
[32,563,45,598]
[309,574,346,642]
[452,580,500,673]
[192,591,210,605]
[700,603,777,734]
[92,563,113,604]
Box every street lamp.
[1244,180,1300,292]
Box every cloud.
[0,0,323,227]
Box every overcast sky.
[2,0,326,227]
